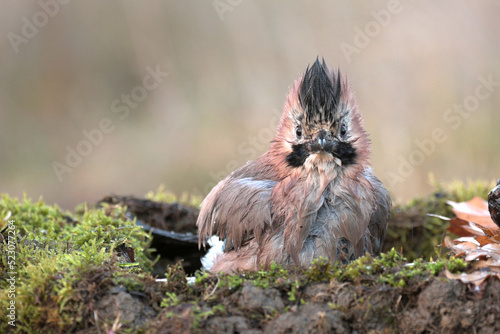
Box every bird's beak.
[316,130,328,150]
[317,137,326,149]
[311,130,333,153]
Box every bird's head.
[273,58,370,175]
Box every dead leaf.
[454,236,480,245]
[482,243,500,251]
[437,196,500,290]
[445,269,492,285]
[444,269,500,295]
[447,218,496,238]
[448,197,498,230]
[454,241,480,252]
[465,250,491,262]
[474,258,500,269]
[475,235,497,246]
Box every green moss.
[161,292,181,308]
[315,248,460,288]
[304,257,335,281]
[194,269,210,285]
[446,257,468,273]
[145,184,202,207]
[192,304,227,328]
[0,194,153,333]
[218,273,245,290]
[165,262,188,291]
[287,280,301,302]
[251,263,290,288]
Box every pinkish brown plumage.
[197,58,391,273]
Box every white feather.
[201,235,224,271]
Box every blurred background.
[0,1,499,210]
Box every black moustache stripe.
[286,144,308,167]
[335,141,357,166]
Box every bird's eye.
[340,124,347,137]
[296,126,302,138]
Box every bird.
[197,58,391,273]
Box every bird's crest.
[299,58,342,124]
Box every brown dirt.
[146,272,500,334]
[98,195,199,233]
[93,195,500,333]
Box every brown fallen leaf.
[443,234,500,261]
[464,249,499,262]
[445,268,499,287]
[442,232,500,292]
[433,193,500,292]
[447,217,495,238]
[475,235,498,246]
[448,197,498,230]
[482,243,500,251]
[453,236,480,245]
[453,241,480,252]
[473,257,500,269]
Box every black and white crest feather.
[299,58,342,124]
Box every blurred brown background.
[1,1,499,210]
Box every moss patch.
[0,195,156,333]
